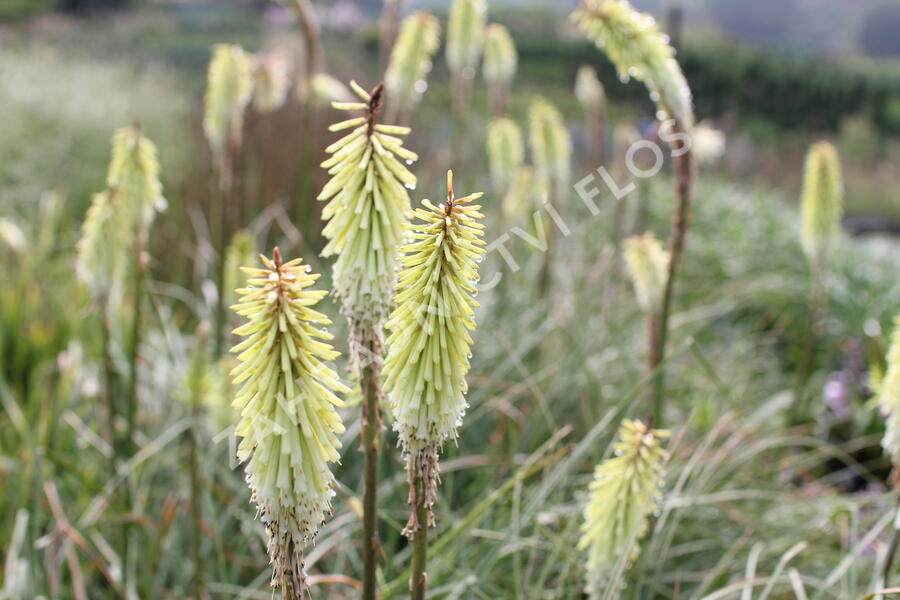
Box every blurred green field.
[2,2,900,599]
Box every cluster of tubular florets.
[572,0,693,128]
[383,171,486,525]
[318,81,418,341]
[230,249,349,595]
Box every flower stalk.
[446,0,486,114]
[573,0,695,425]
[203,44,253,357]
[319,79,417,600]
[795,141,843,413]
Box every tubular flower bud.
[319,81,418,337]
[800,141,843,264]
[483,24,517,89]
[446,0,486,79]
[879,316,900,468]
[572,0,693,128]
[575,64,605,112]
[579,419,669,594]
[385,11,441,115]
[486,117,525,195]
[252,54,290,113]
[229,249,349,595]
[203,44,253,160]
[623,233,669,314]
[528,97,571,199]
[383,171,486,525]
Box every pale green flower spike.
[572,0,693,128]
[623,233,669,314]
[483,24,517,90]
[203,44,253,161]
[252,54,290,113]
[107,125,166,229]
[78,126,165,298]
[224,229,258,307]
[528,97,571,199]
[503,165,536,226]
[299,73,353,108]
[446,0,486,78]
[383,170,486,527]
[319,81,418,339]
[486,117,524,195]
[879,316,900,468]
[385,12,441,116]
[230,248,350,595]
[800,141,843,264]
[77,190,131,299]
[579,419,669,595]
[575,64,605,112]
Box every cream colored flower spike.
[572,0,693,128]
[579,419,669,594]
[229,248,349,596]
[623,233,669,314]
[383,170,486,525]
[800,141,844,264]
[319,81,418,339]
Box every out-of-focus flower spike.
[385,11,440,120]
[578,419,669,595]
[252,53,290,113]
[572,0,693,128]
[203,44,253,161]
[528,97,571,199]
[800,140,843,265]
[623,233,669,315]
[486,117,524,196]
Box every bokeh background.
[2,1,900,598]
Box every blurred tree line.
[511,35,900,135]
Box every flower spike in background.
[800,141,844,266]
[571,0,693,128]
[579,419,669,597]
[230,248,349,598]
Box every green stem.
[122,233,147,595]
[361,334,382,600]
[213,166,228,358]
[189,395,205,598]
[409,475,428,600]
[649,133,693,427]
[794,261,826,422]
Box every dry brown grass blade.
[44,482,121,594]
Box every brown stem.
[288,0,321,79]
[649,126,693,426]
[379,0,404,71]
